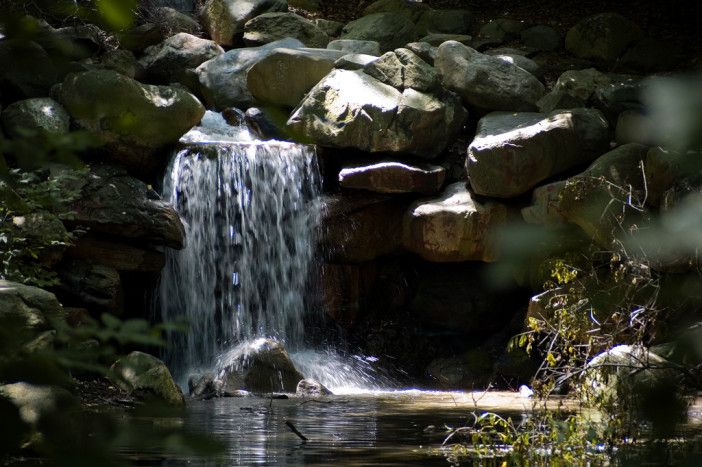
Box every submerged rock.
[217,338,305,394]
[109,351,185,406]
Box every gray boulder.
[363,48,438,92]
[327,39,380,56]
[615,110,655,145]
[479,18,524,44]
[196,37,304,109]
[313,19,344,37]
[57,260,123,314]
[61,165,185,249]
[565,13,643,62]
[243,12,329,48]
[150,7,201,36]
[247,47,345,107]
[537,68,612,113]
[0,40,59,100]
[402,182,510,262]
[467,108,610,198]
[334,53,377,70]
[139,33,224,84]
[55,70,204,172]
[436,41,544,111]
[339,161,445,194]
[520,25,560,51]
[200,0,288,46]
[492,53,541,78]
[419,33,472,47]
[416,9,472,36]
[0,281,63,336]
[296,379,332,397]
[288,69,466,158]
[521,181,567,225]
[217,338,304,393]
[1,98,70,138]
[405,42,437,64]
[340,11,419,52]
[110,351,185,406]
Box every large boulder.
[149,6,201,36]
[339,161,445,194]
[415,9,472,36]
[60,165,185,249]
[327,39,380,56]
[0,281,63,336]
[466,108,610,198]
[216,338,304,393]
[138,33,224,84]
[565,13,643,62]
[109,351,185,406]
[436,41,544,111]
[287,69,466,158]
[1,98,70,138]
[340,11,419,52]
[401,182,510,262]
[0,40,59,101]
[8,210,70,267]
[363,48,438,92]
[57,260,123,314]
[243,12,329,48]
[247,47,345,107]
[65,237,166,273]
[55,70,204,172]
[521,181,567,225]
[196,37,304,109]
[536,68,611,113]
[200,0,288,46]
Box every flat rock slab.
[466,108,610,198]
[339,161,445,194]
[402,182,510,262]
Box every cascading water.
[159,112,391,392]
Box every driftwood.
[285,420,308,442]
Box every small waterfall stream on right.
[158,112,391,393]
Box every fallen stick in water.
[285,420,308,442]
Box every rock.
[247,47,345,107]
[57,260,123,314]
[492,53,541,78]
[584,345,678,407]
[243,12,329,48]
[10,210,69,267]
[363,0,429,16]
[116,23,166,53]
[217,338,304,393]
[55,70,204,171]
[479,19,524,44]
[536,90,587,113]
[296,378,332,397]
[558,143,650,246]
[592,76,645,121]
[61,165,185,249]
[401,182,510,262]
[620,38,679,72]
[139,33,224,85]
[0,280,63,335]
[554,68,611,101]
[287,69,466,158]
[327,39,380,55]
[145,0,196,12]
[200,0,288,46]
[340,11,419,52]
[0,98,70,138]
[35,23,107,61]
[418,33,472,47]
[196,37,304,109]
[0,383,77,431]
[316,262,364,327]
[644,147,702,208]
[89,49,139,78]
[313,19,344,37]
[405,42,437,64]
[565,13,643,62]
[363,48,438,92]
[0,40,59,101]
[615,110,655,145]
[520,25,560,51]
[339,161,445,194]
[436,41,544,112]
[110,351,185,406]
[288,0,321,11]
[150,7,201,36]
[65,237,166,272]
[334,53,377,70]
[188,372,223,398]
[521,181,567,225]
[244,107,288,140]
[318,194,406,262]
[416,9,472,36]
[466,108,610,198]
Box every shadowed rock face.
[339,161,445,194]
[109,351,185,406]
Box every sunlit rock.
[243,12,329,48]
[363,48,438,92]
[109,351,186,406]
[287,69,466,158]
[521,181,567,225]
[196,37,304,109]
[139,32,224,85]
[402,182,510,262]
[435,40,544,111]
[247,47,345,107]
[466,108,609,198]
[296,378,332,397]
[339,161,445,194]
[327,39,380,55]
[0,98,69,138]
[0,281,63,337]
[200,0,287,46]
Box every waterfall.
[160,137,321,380]
[159,112,393,392]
